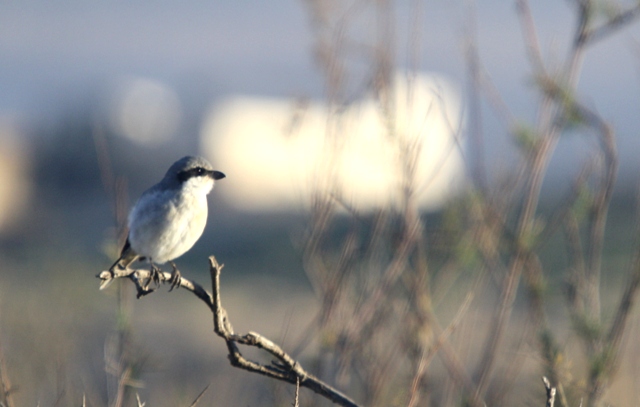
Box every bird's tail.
[101,239,138,290]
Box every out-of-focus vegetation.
[289,0,640,406]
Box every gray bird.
[106,156,225,289]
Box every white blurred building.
[201,73,466,212]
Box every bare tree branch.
[97,258,361,407]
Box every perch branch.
[97,257,361,407]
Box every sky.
[1,0,640,195]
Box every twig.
[542,376,556,407]
[587,188,640,401]
[582,4,640,45]
[189,383,211,407]
[406,347,427,407]
[207,257,361,407]
[0,338,15,407]
[516,0,546,75]
[97,257,361,407]
[407,292,474,407]
[463,1,487,191]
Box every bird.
[105,156,225,290]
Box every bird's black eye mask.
[178,167,209,182]
[177,167,226,182]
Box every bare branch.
[516,0,546,75]
[189,383,211,407]
[207,257,361,407]
[583,4,640,45]
[97,258,362,407]
[586,188,640,401]
[542,376,556,407]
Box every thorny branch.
[97,257,361,407]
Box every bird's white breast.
[127,185,210,264]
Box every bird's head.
[164,156,225,195]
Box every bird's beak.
[212,170,226,180]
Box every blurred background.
[2,0,640,406]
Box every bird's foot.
[168,261,182,292]
[148,263,163,287]
[136,285,156,298]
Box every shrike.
[106,156,225,289]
